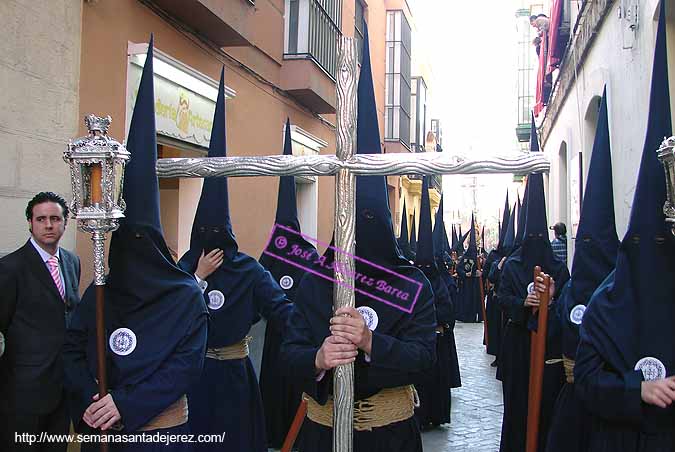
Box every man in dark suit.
[0,191,81,451]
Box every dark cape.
[494,198,518,382]
[485,191,511,358]
[63,38,208,452]
[575,7,675,450]
[546,89,618,452]
[455,214,483,323]
[257,119,319,448]
[176,69,291,452]
[498,125,570,452]
[280,26,436,452]
[414,177,455,428]
[433,196,461,389]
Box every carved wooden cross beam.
[156,38,549,452]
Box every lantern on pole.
[64,114,130,451]
[657,136,675,235]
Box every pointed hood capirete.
[497,191,511,252]
[410,212,418,254]
[353,26,404,265]
[569,89,619,307]
[107,36,201,305]
[178,67,268,348]
[514,183,528,250]
[465,213,478,262]
[502,201,517,255]
[481,225,486,254]
[504,120,570,329]
[189,67,237,259]
[512,120,559,272]
[560,88,619,359]
[258,118,319,301]
[274,119,301,231]
[415,176,436,269]
[433,195,448,261]
[81,37,207,409]
[398,200,413,260]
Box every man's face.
[28,202,66,248]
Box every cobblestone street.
[422,322,503,452]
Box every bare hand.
[524,292,540,308]
[498,257,507,270]
[475,270,483,278]
[534,273,556,300]
[315,335,358,371]
[83,393,121,431]
[524,272,555,308]
[195,249,224,280]
[641,377,675,408]
[330,307,373,355]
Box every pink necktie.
[48,256,65,300]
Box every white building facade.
[540,0,675,261]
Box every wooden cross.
[156,38,549,452]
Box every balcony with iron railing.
[281,0,342,114]
[149,0,257,47]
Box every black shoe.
[490,359,499,367]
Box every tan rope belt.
[563,355,575,384]
[205,336,251,360]
[304,385,418,432]
[138,395,188,431]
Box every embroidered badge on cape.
[635,357,667,381]
[208,290,225,310]
[569,305,586,325]
[357,306,379,331]
[109,328,137,356]
[280,275,294,290]
[527,282,536,295]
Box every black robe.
[415,272,454,427]
[178,251,291,452]
[281,262,436,452]
[440,270,462,389]
[455,255,483,323]
[258,242,318,448]
[497,254,569,452]
[485,251,505,358]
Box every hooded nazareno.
[282,26,436,452]
[575,5,675,450]
[64,38,209,448]
[176,68,291,452]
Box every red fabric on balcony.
[547,0,564,75]
[534,31,549,117]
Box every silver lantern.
[64,114,130,284]
[64,115,129,452]
[657,136,675,235]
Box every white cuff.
[194,274,208,293]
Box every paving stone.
[421,322,503,452]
